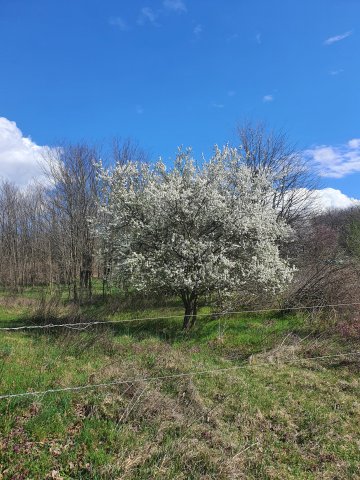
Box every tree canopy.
[96,146,294,329]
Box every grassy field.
[0,292,359,479]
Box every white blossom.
[96,146,294,328]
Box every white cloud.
[324,30,353,45]
[211,103,225,109]
[0,117,49,187]
[348,138,360,149]
[305,139,360,178]
[256,33,262,44]
[263,94,274,103]
[137,7,159,26]
[290,188,360,212]
[109,16,129,31]
[163,0,187,13]
[193,24,203,35]
[313,188,360,211]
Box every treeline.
[0,145,97,300]
[0,124,359,316]
[289,206,360,307]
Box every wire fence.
[1,301,360,332]
[1,301,359,401]
[0,351,359,401]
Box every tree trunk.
[182,302,192,330]
[190,297,197,329]
[182,293,198,330]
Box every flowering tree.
[96,147,294,329]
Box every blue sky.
[0,0,360,203]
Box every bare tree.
[43,143,99,301]
[0,181,51,291]
[236,121,317,225]
[285,206,360,308]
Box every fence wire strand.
[1,301,360,332]
[0,351,359,401]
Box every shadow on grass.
[0,289,321,363]
[17,310,316,370]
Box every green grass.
[0,293,359,479]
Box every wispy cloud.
[227,33,239,42]
[305,139,360,178]
[323,30,353,45]
[136,105,144,115]
[136,2,186,27]
[163,0,187,13]
[109,16,129,31]
[137,7,159,26]
[263,94,274,103]
[227,90,236,97]
[211,103,225,109]
[329,69,344,76]
[193,24,203,35]
[256,33,262,44]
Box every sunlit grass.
[0,292,359,479]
